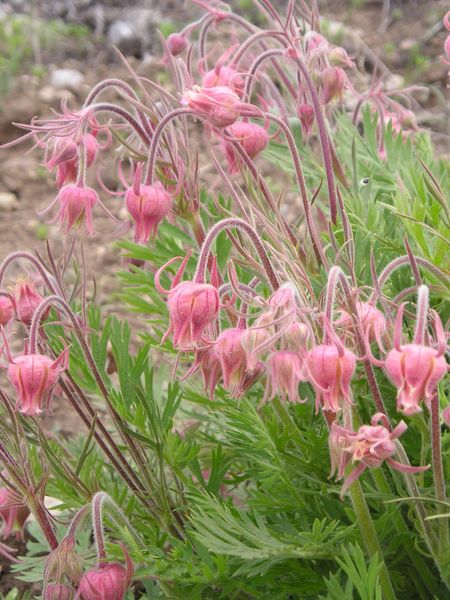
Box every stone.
[0,192,18,211]
[50,69,85,92]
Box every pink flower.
[305,344,356,413]
[7,350,68,415]
[267,351,305,404]
[11,280,45,325]
[77,560,133,600]
[202,65,244,96]
[181,85,243,128]
[44,584,74,600]
[330,413,429,497]
[214,328,260,397]
[0,295,14,327]
[297,103,315,136]
[0,487,30,540]
[282,321,309,352]
[223,122,269,173]
[336,301,386,345]
[241,321,271,370]
[320,67,346,103]
[46,134,99,189]
[385,344,447,416]
[166,281,219,350]
[166,32,188,56]
[53,184,98,235]
[125,181,172,243]
[195,346,222,399]
[443,406,450,428]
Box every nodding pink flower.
[181,85,243,128]
[46,134,99,189]
[306,344,356,413]
[223,122,269,173]
[77,552,133,600]
[125,181,172,243]
[0,296,14,327]
[241,324,271,371]
[44,583,74,600]
[51,184,98,235]
[282,321,309,352]
[329,47,355,69]
[330,413,429,498]
[336,301,386,345]
[0,487,30,540]
[320,67,346,104]
[11,280,45,325]
[195,346,222,399]
[166,281,219,351]
[267,351,305,404]
[202,65,244,96]
[385,344,447,416]
[214,328,259,397]
[304,31,328,55]
[166,32,188,56]
[297,103,315,136]
[7,350,68,415]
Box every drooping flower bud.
[7,350,68,415]
[320,67,346,104]
[44,583,74,600]
[125,181,172,243]
[167,32,188,56]
[297,103,315,136]
[166,281,219,351]
[202,65,244,96]
[53,184,98,235]
[385,344,447,416]
[195,346,222,399]
[11,279,45,325]
[329,47,355,69]
[181,85,242,128]
[267,351,305,404]
[306,344,356,413]
[336,301,386,344]
[223,122,269,173]
[0,487,30,540]
[214,328,256,397]
[241,322,271,371]
[0,295,14,326]
[77,550,133,600]
[44,535,84,587]
[282,321,309,352]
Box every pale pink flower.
[267,351,305,404]
[181,86,243,128]
[0,487,29,540]
[125,181,172,243]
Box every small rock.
[39,85,75,105]
[50,69,85,92]
[0,156,40,192]
[384,74,405,91]
[0,192,18,211]
[107,8,159,57]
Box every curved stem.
[231,30,288,66]
[90,103,151,144]
[413,285,429,345]
[242,48,285,102]
[430,393,449,557]
[194,218,279,290]
[92,492,107,562]
[0,251,61,295]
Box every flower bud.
[297,103,315,136]
[11,279,45,325]
[267,351,305,404]
[167,281,219,350]
[78,562,132,600]
[55,184,98,235]
[202,65,244,96]
[167,32,188,56]
[336,301,386,344]
[306,344,356,413]
[214,328,258,397]
[195,346,222,399]
[320,67,346,104]
[0,295,14,326]
[7,351,68,415]
[223,122,269,173]
[282,322,308,352]
[0,487,30,540]
[181,85,242,128]
[44,583,74,600]
[125,181,172,243]
[385,344,447,416]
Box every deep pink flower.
[223,122,269,173]
[46,134,99,189]
[166,281,219,350]
[306,344,356,413]
[77,561,132,600]
[196,346,222,399]
[7,350,68,415]
[167,32,188,56]
[202,65,244,96]
[0,295,14,327]
[0,487,30,540]
[11,280,45,325]
[320,67,346,103]
[297,103,315,136]
[181,85,243,128]
[330,413,429,497]
[51,184,98,235]
[385,344,447,416]
[125,181,172,243]
[267,351,305,404]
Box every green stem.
[349,478,397,600]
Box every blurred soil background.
[0,0,448,592]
